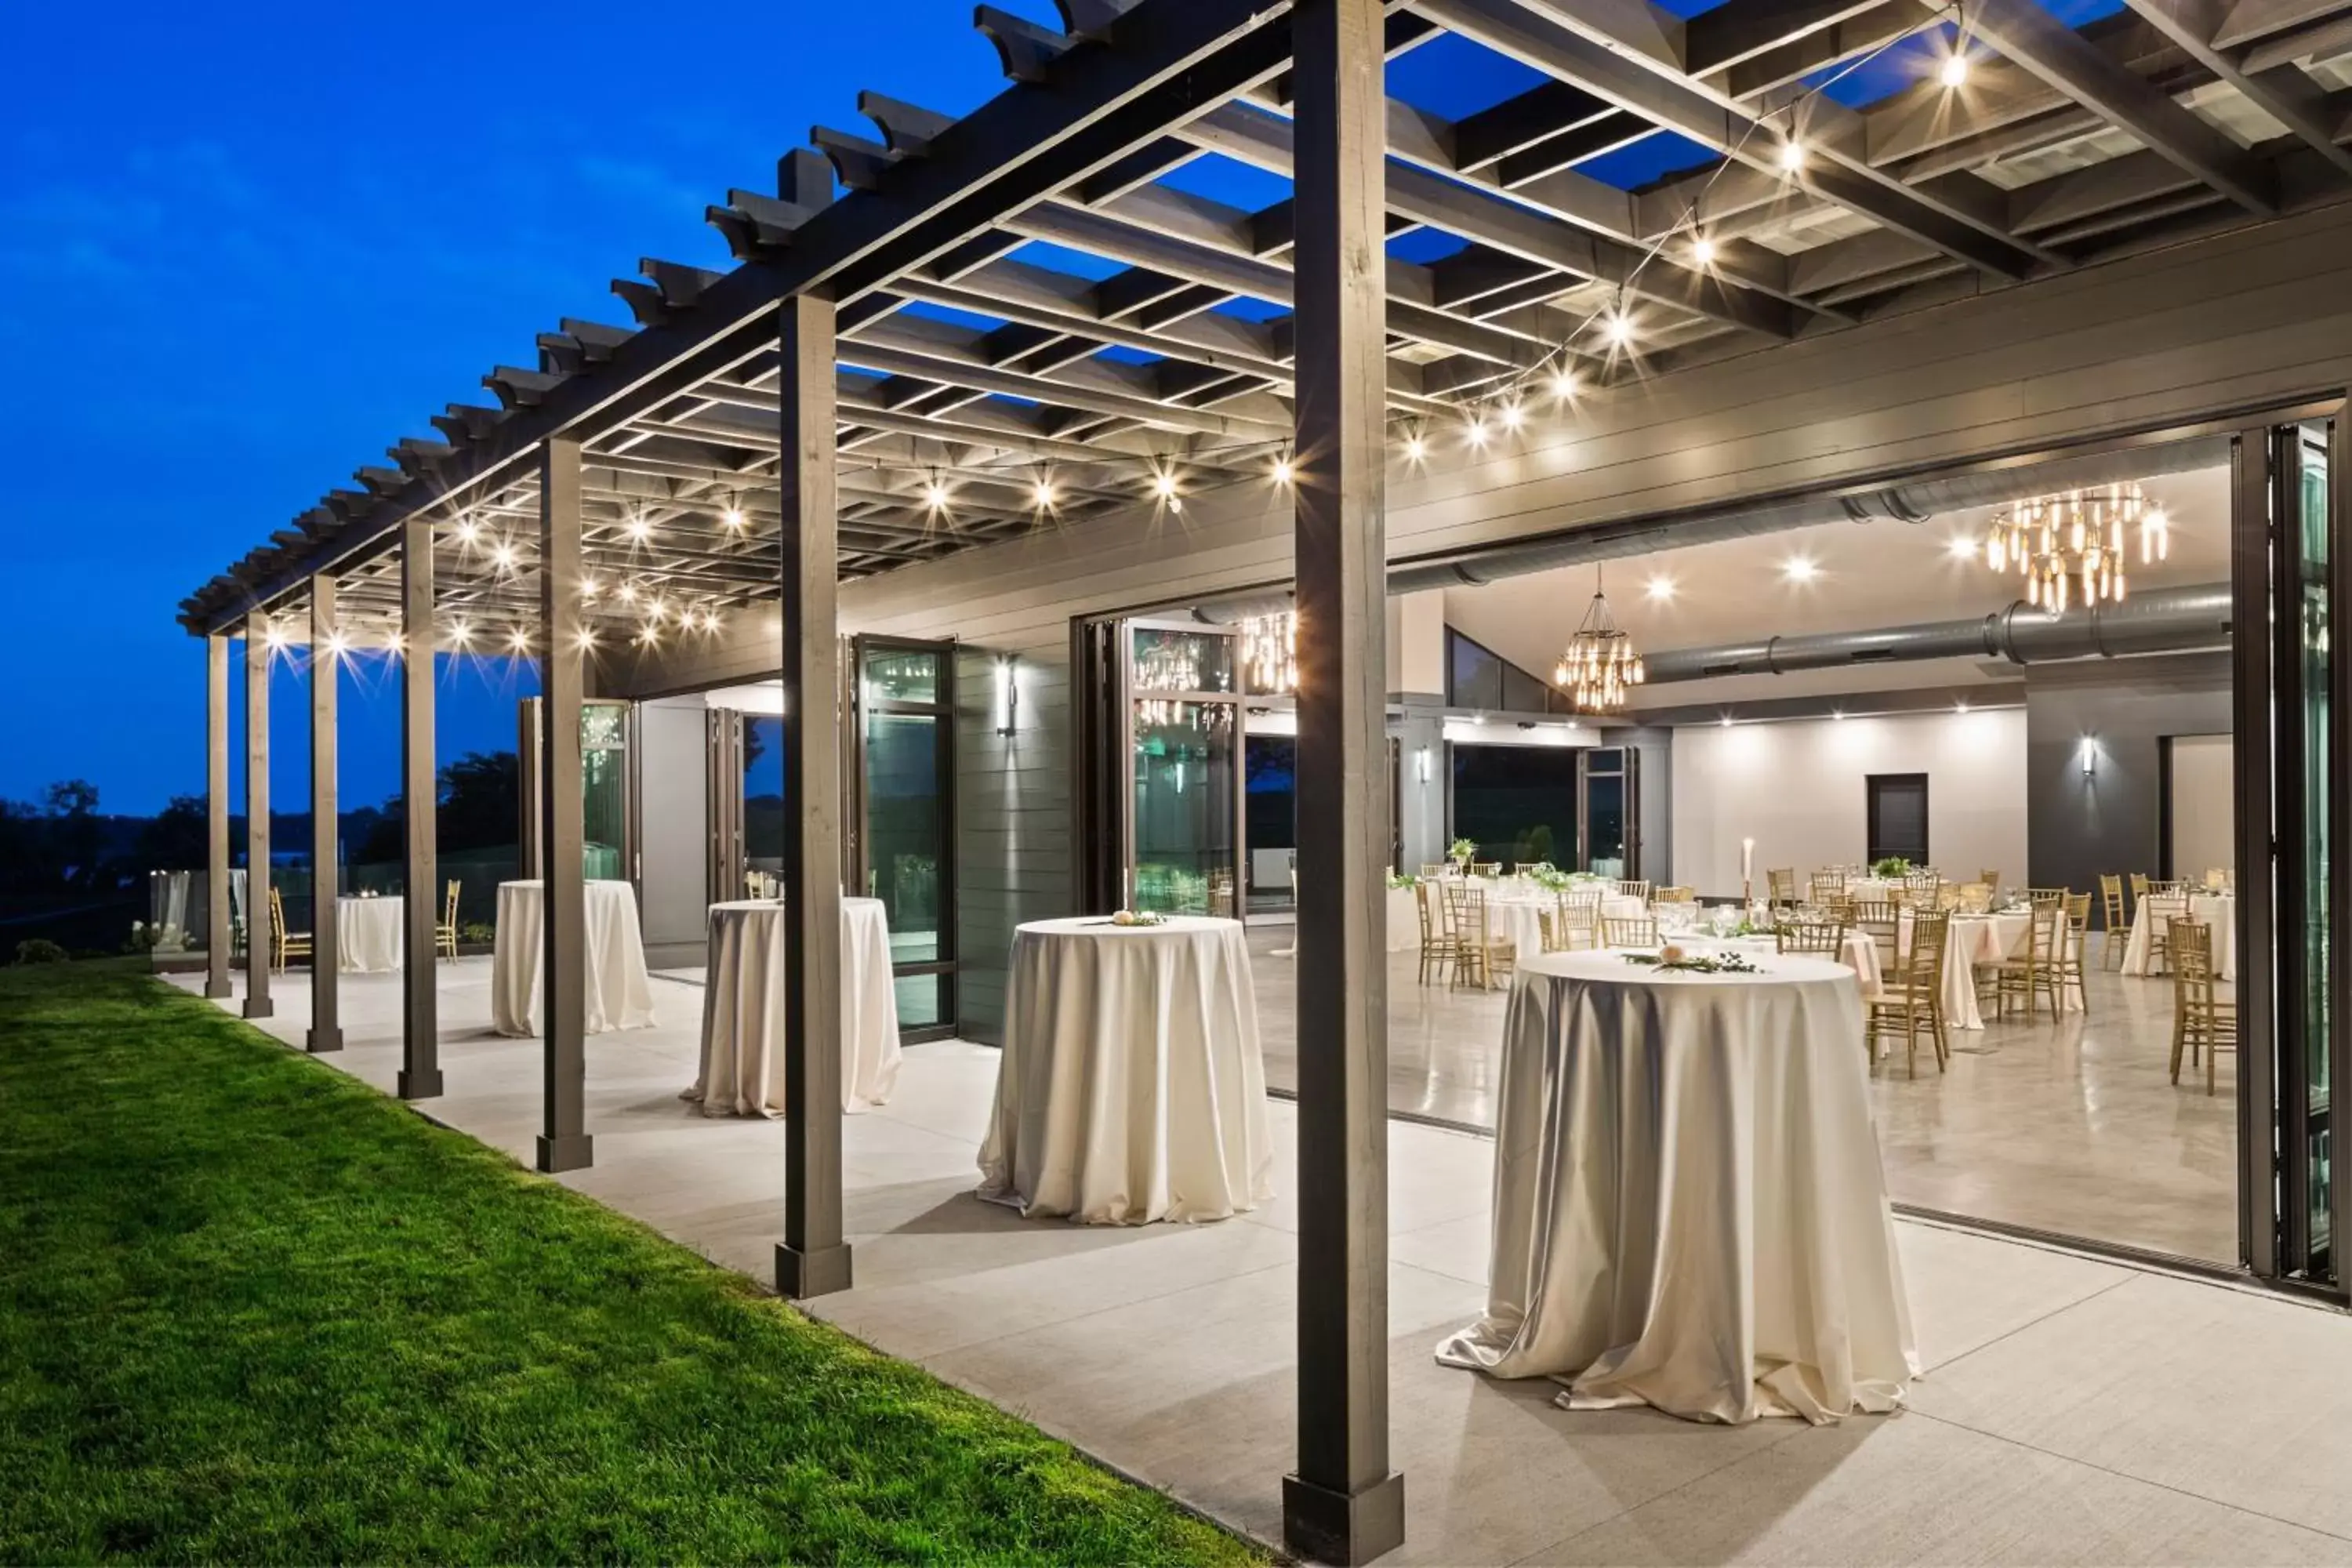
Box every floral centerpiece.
[1626,943,1762,975]
[1448,837,1478,872]
[1386,871,1418,890]
[1870,855,1912,879]
[1104,909,1169,928]
[1522,862,1572,892]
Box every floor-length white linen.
[1485,891,1650,960]
[1436,949,1916,1425]
[491,880,657,1036]
[337,895,404,973]
[1888,909,2041,1029]
[2122,893,2237,979]
[978,916,1272,1225]
[684,897,902,1116]
[1387,885,1419,953]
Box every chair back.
[1809,871,1846,904]
[1416,879,1440,942]
[1767,868,1798,905]
[444,879,461,925]
[1439,880,1487,946]
[1776,918,1846,956]
[2062,891,2091,957]
[2147,889,2190,931]
[1470,862,1502,880]
[1854,898,1902,964]
[1977,868,2002,891]
[2027,886,2066,906]
[1653,884,1695,905]
[268,884,286,938]
[2171,918,2219,1005]
[2129,872,2150,901]
[1554,891,1599,949]
[1419,863,1451,880]
[1904,911,1951,999]
[1601,914,1658,949]
[1614,879,1653,905]
[2099,874,2125,927]
[1904,868,1942,898]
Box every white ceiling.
[1443,461,2233,715]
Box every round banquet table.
[2122,892,2236,980]
[684,897,902,1116]
[337,895,404,973]
[1486,891,1650,960]
[1435,948,1916,1424]
[978,916,1273,1225]
[491,880,657,1036]
[1887,908,2045,1030]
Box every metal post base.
[242,997,274,1020]
[535,1133,593,1174]
[396,1068,445,1101]
[775,1241,853,1299]
[1283,1471,1404,1566]
[306,1029,343,1054]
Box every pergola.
[178,0,2352,1557]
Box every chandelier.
[1240,612,1297,695]
[1984,481,2169,612]
[1553,568,1643,712]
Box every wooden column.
[539,437,593,1172]
[243,612,274,1019]
[775,291,850,1300]
[1286,0,1403,1561]
[398,516,444,1100]
[205,634,234,999]
[309,578,343,1052]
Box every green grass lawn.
[0,961,1265,1565]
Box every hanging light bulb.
[573,627,599,652]
[924,476,950,514]
[1403,428,1428,463]
[1778,137,1806,172]
[449,619,473,648]
[1550,365,1578,400]
[1272,452,1294,487]
[1603,310,1636,348]
[1465,412,1490,449]
[1032,476,1056,510]
[1690,235,1717,267]
[456,517,481,546]
[1152,466,1183,514]
[1940,49,1970,88]
[626,515,652,544]
[721,505,746,532]
[491,541,517,573]
[508,627,531,654]
[1501,399,1525,432]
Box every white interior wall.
[1670,708,2029,896]
[2169,733,2236,880]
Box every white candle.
[1741,837,1755,881]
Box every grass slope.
[0,962,1262,1565]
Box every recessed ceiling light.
[1646,575,1676,601]
[1947,535,1977,561]
[1784,555,1818,583]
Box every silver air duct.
[1187,436,2227,624]
[1639,583,2232,684]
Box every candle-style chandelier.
[1554,567,1643,712]
[1984,481,2169,612]
[1240,611,1297,695]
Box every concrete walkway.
[179,960,2352,1566]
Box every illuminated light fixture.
[1465,413,1490,449]
[491,541,517,572]
[1940,49,1970,88]
[1151,467,1183,514]
[721,505,746,532]
[1550,365,1579,400]
[1832,708,1846,721]
[1947,535,1978,561]
[1551,566,1645,713]
[1240,610,1298,695]
[1984,480,2165,610]
[2080,735,2098,777]
[507,627,531,654]
[625,516,652,544]
[1778,138,1806,172]
[1955,699,1971,714]
[618,581,638,604]
[1784,555,1819,583]
[1404,430,1428,463]
[573,627,599,652]
[636,622,662,648]
[1646,574,1676,602]
[449,619,473,648]
[324,630,350,658]
[1721,713,1736,727]
[581,576,601,601]
[648,597,670,624]
[1602,310,1636,349]
[261,621,288,650]
[1272,452,1295,487]
[1501,399,1526,432]
[924,477,951,514]
[1690,235,1718,267]
[1033,477,1057,510]
[456,518,481,546]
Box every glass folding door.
[851,639,957,1042]
[518,697,636,887]
[1125,622,1243,917]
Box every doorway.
[849,638,959,1043]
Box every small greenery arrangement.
[1105,909,1169,928]
[13,939,69,966]
[1523,862,1571,892]
[1625,948,1762,975]
[1386,872,1418,890]
[1871,856,1913,879]
[1448,837,1478,863]
[459,921,496,946]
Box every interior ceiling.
[182,0,2352,644]
[1443,456,2233,711]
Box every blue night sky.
[1,0,2125,817]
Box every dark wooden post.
[1287,0,1404,1560]
[398,516,444,1100]
[243,612,274,1020]
[205,633,234,1000]
[539,437,593,1172]
[775,290,850,1299]
[309,576,342,1051]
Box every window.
[1446,628,1557,713]
[1450,745,1577,868]
[1866,774,1930,865]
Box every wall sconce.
[1415,745,1432,785]
[2079,736,2098,779]
[996,654,1019,737]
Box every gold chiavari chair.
[2128,871,2151,916]
[1867,909,1951,1075]
[1991,902,2064,1021]
[1977,868,2002,891]
[1904,868,1943,903]
[1415,880,1457,985]
[1470,862,1503,880]
[1809,870,1847,905]
[1767,867,1799,908]
[268,885,312,972]
[1544,891,1600,953]
[1419,863,1452,880]
[1441,881,1515,989]
[438,878,462,962]
[2098,874,2129,970]
[1853,897,1903,973]
[1777,917,1848,957]
[1614,879,1653,905]
[2143,887,2190,975]
[1652,884,1695,905]
[2026,886,2066,907]
[1956,881,1992,914]
[2056,891,2092,1015]
[1601,914,1659,949]
[2169,919,2237,1095]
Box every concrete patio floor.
[177,959,2352,1566]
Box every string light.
[1152,466,1184,514]
[507,627,531,653]
[581,575,601,601]
[1550,365,1578,400]
[1690,235,1717,267]
[449,619,473,648]
[625,516,652,544]
[324,630,350,658]
[491,540,517,573]
[924,476,951,514]
[1501,399,1526,432]
[1404,429,1428,463]
[1940,49,1970,87]
[573,627,599,652]
[1778,138,1806,172]
[1465,413,1490,449]
[1603,310,1636,349]
[455,518,481,546]
[721,505,746,532]
[1272,452,1294,487]
[1032,477,1057,510]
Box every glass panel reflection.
[1132,699,1237,916]
[582,703,628,881]
[2300,433,2333,1266]
[865,712,943,964]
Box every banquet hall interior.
[1210,428,2256,1268]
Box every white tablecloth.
[1387,885,1420,953]
[1886,909,2043,1030]
[2122,894,2237,980]
[1486,892,1649,959]
[337,895,403,973]
[492,880,656,1036]
[979,916,1272,1225]
[684,897,902,1116]
[1436,949,1915,1424]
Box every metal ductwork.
[1639,583,2233,684]
[1186,436,2227,624]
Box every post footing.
[1283,1470,1404,1566]
[241,997,274,1020]
[306,1028,343,1054]
[536,1133,594,1174]
[396,1068,445,1101]
[776,1241,853,1299]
